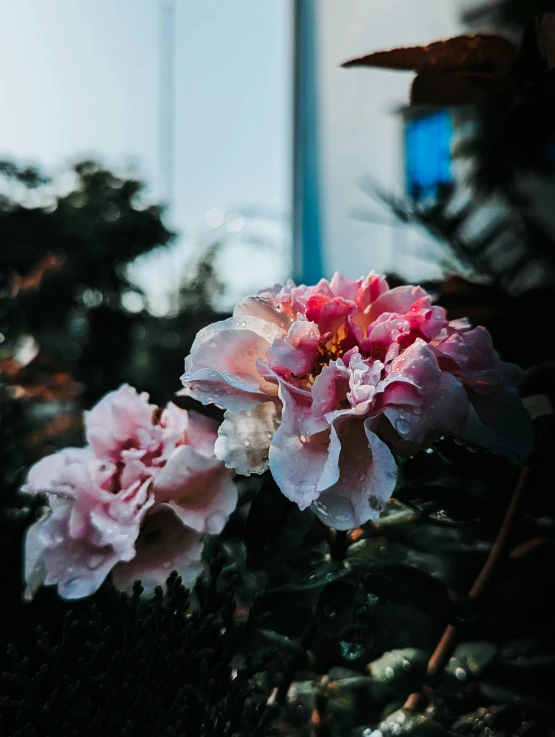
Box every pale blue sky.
[0,0,292,307]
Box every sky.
[0,0,292,310]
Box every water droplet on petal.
[455,667,467,681]
[299,434,308,444]
[322,603,336,618]
[385,666,395,679]
[54,535,64,544]
[240,321,247,328]
[244,438,251,447]
[206,513,226,534]
[314,500,329,517]
[87,554,104,570]
[395,418,410,435]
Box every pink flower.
[182,273,533,531]
[23,385,237,600]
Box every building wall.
[307,0,466,283]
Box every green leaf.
[366,708,448,736]
[258,629,307,656]
[245,475,316,569]
[444,641,498,683]
[354,562,461,624]
[267,561,351,594]
[368,648,428,693]
[316,576,362,637]
[477,682,553,714]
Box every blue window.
[404,111,452,200]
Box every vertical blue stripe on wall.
[292,0,324,285]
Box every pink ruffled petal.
[234,295,292,331]
[23,448,94,495]
[380,339,442,396]
[306,296,356,337]
[406,296,448,340]
[268,377,344,509]
[347,354,383,412]
[436,327,523,393]
[269,426,340,510]
[368,315,411,350]
[311,418,397,530]
[382,372,469,446]
[180,409,220,458]
[461,387,534,464]
[267,321,320,377]
[154,445,237,534]
[85,384,155,459]
[111,509,204,595]
[311,360,351,424]
[182,316,281,411]
[355,272,389,311]
[367,285,427,323]
[329,272,361,303]
[31,505,120,600]
[289,279,334,312]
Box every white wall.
[314,0,464,282]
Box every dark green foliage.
[3,12,555,728]
[245,475,320,570]
[1,571,278,737]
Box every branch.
[404,463,533,711]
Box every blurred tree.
[0,159,173,405]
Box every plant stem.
[276,528,350,707]
[404,464,532,711]
[330,529,349,561]
[275,612,318,706]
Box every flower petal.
[462,387,534,465]
[269,426,339,510]
[268,379,342,509]
[154,445,237,534]
[33,505,120,600]
[215,402,280,475]
[267,321,320,377]
[85,384,155,459]
[182,317,281,411]
[382,372,469,446]
[111,509,204,595]
[22,447,94,495]
[234,295,292,331]
[311,418,397,530]
[366,285,427,323]
[180,409,220,458]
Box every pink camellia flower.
[22,385,237,600]
[182,272,533,531]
